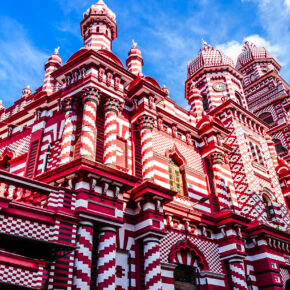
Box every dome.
[97,49,124,67]
[83,0,116,23]
[236,41,274,71]
[187,42,235,78]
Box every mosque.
[0,1,289,289]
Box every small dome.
[236,41,274,71]
[187,42,235,78]
[83,0,116,22]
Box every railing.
[0,170,59,208]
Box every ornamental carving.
[62,97,78,113]
[138,115,155,131]
[210,152,225,165]
[104,98,123,115]
[82,87,101,105]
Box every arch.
[261,188,276,220]
[249,142,258,162]
[255,145,265,165]
[165,144,187,166]
[259,112,274,125]
[169,238,209,271]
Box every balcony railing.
[0,170,61,209]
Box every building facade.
[0,1,290,289]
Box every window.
[174,265,198,290]
[255,145,265,166]
[169,160,184,196]
[250,142,258,162]
[202,95,209,111]
[273,139,284,154]
[262,194,274,220]
[259,112,274,125]
[235,93,243,106]
[0,155,11,172]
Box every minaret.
[126,40,143,75]
[81,0,117,51]
[43,47,62,94]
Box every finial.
[54,46,60,55]
[202,38,207,49]
[27,85,30,89]
[97,0,105,4]
[132,40,137,48]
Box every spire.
[81,1,117,51]
[126,40,143,75]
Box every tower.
[186,41,246,113]
[81,0,117,51]
[236,41,290,162]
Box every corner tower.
[81,0,117,51]
[186,41,246,114]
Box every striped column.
[80,87,101,160]
[73,221,94,290]
[59,98,78,165]
[103,98,123,165]
[138,115,155,180]
[210,153,231,210]
[228,258,247,290]
[96,227,117,290]
[143,237,162,290]
[187,84,203,121]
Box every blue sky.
[0,0,289,108]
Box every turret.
[126,40,143,75]
[186,82,203,121]
[81,0,117,51]
[186,40,247,112]
[43,47,62,94]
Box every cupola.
[81,0,117,51]
[126,40,143,75]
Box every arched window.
[259,112,274,125]
[262,193,274,220]
[202,95,209,111]
[0,155,11,172]
[255,145,265,166]
[273,139,284,154]
[235,93,243,106]
[169,159,184,196]
[174,265,198,290]
[250,142,258,162]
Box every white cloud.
[216,34,281,65]
[0,18,48,107]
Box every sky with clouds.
[0,0,289,108]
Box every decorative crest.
[132,40,137,48]
[202,38,207,49]
[54,46,60,54]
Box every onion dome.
[236,41,279,71]
[83,0,116,23]
[187,40,235,79]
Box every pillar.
[143,237,162,290]
[59,98,78,165]
[96,227,117,290]
[103,98,122,165]
[210,152,231,210]
[80,87,100,160]
[228,258,248,290]
[73,221,94,290]
[138,115,155,180]
[126,40,143,75]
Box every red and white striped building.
[0,1,290,289]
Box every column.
[143,237,162,290]
[59,98,78,165]
[228,258,247,290]
[80,87,100,160]
[72,221,94,290]
[103,98,123,165]
[210,152,231,210]
[96,227,117,290]
[138,115,155,180]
